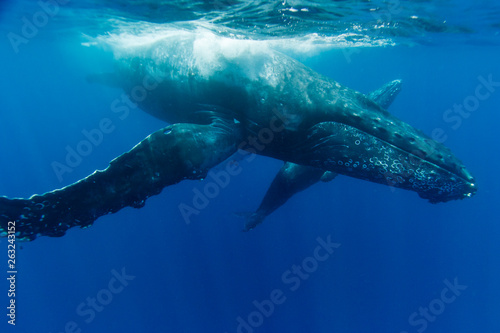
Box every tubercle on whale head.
[307,88,478,203]
[363,127,478,203]
[283,119,477,204]
[393,137,478,203]
[382,141,477,203]
[410,157,477,203]
[419,179,477,203]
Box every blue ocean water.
[1,1,499,332]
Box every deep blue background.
[1,3,500,333]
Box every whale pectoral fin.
[0,121,241,241]
[320,171,338,182]
[242,162,327,231]
[233,212,265,232]
[367,79,402,109]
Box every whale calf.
[0,30,476,241]
[242,80,403,231]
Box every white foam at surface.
[85,20,395,57]
[81,20,395,87]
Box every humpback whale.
[0,31,476,241]
[242,80,403,231]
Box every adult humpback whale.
[0,30,476,241]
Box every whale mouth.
[287,121,477,203]
[417,178,476,203]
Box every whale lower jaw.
[278,121,476,203]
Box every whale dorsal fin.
[367,79,402,109]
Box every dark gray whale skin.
[242,80,403,231]
[0,34,476,241]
